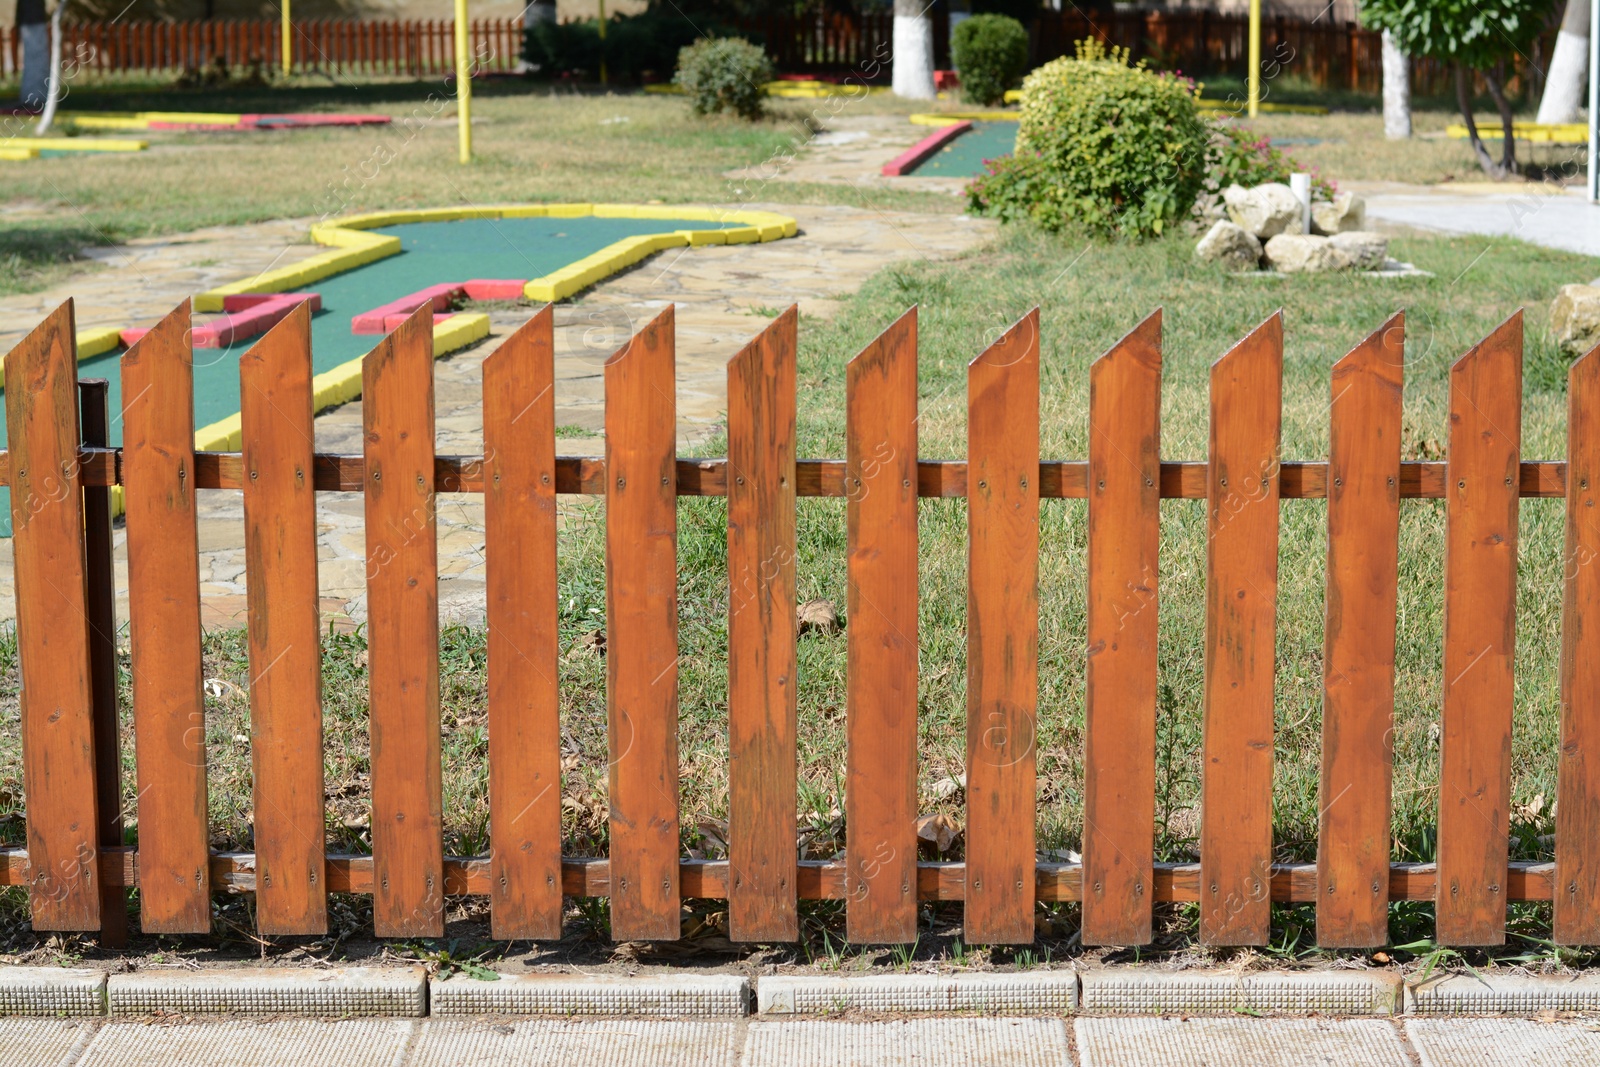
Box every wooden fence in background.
[3,10,1551,97]
[0,19,525,79]
[0,298,1596,949]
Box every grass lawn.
[2,80,1597,958]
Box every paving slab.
[75,1018,417,1067]
[430,972,749,1016]
[743,1018,1071,1067]
[409,1019,743,1067]
[756,972,1077,1015]
[1076,1016,1411,1067]
[1360,182,1600,258]
[0,1018,97,1067]
[106,965,426,1016]
[1407,1018,1600,1067]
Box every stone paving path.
[1,1014,1594,1065]
[1354,179,1600,260]
[0,202,995,624]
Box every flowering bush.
[1209,124,1337,199]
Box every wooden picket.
[1,298,1595,951]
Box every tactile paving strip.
[430,974,749,1017]
[756,972,1077,1015]
[409,1019,742,1067]
[106,966,426,1016]
[1080,969,1399,1014]
[1076,1016,1411,1067]
[1407,974,1600,1014]
[76,1019,415,1067]
[745,1018,1070,1067]
[1408,1018,1600,1067]
[0,968,106,1016]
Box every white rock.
[1263,233,1353,273]
[1223,182,1305,239]
[1195,220,1262,272]
[1329,230,1389,271]
[1552,283,1600,355]
[1311,191,1367,235]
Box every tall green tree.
[1360,0,1560,178]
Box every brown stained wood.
[239,304,327,936]
[363,305,444,938]
[1557,345,1600,945]
[1317,315,1404,949]
[965,308,1040,945]
[844,309,920,944]
[0,451,1571,502]
[1438,314,1522,947]
[1082,311,1161,947]
[605,306,681,941]
[1199,314,1283,947]
[0,846,1564,904]
[6,303,101,930]
[78,379,127,946]
[726,308,799,942]
[121,300,210,934]
[483,308,563,940]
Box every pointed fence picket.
[0,298,1589,951]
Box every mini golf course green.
[905,120,1018,178]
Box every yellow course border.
[910,111,1018,126]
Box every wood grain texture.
[1082,311,1161,947]
[1557,343,1600,944]
[239,304,327,935]
[1317,314,1404,949]
[965,308,1040,945]
[6,302,101,930]
[1199,314,1283,947]
[727,307,799,942]
[604,306,681,941]
[1438,314,1522,946]
[363,305,444,938]
[78,378,127,945]
[483,307,563,940]
[844,309,921,945]
[121,300,211,934]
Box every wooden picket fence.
[2,298,1599,949]
[11,19,525,79]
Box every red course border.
[881,120,973,177]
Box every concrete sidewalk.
[1359,180,1600,259]
[2,1014,1596,1066]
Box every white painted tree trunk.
[1382,30,1411,140]
[1537,0,1590,126]
[892,4,935,101]
[34,4,65,135]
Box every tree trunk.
[892,0,935,100]
[34,3,65,136]
[1537,0,1589,124]
[1456,65,1507,180]
[19,16,48,110]
[1381,29,1411,139]
[1483,67,1519,176]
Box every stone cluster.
[1196,183,1390,275]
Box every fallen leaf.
[916,812,962,854]
[796,599,842,636]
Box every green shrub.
[526,13,742,83]
[971,39,1210,238]
[1208,123,1336,199]
[674,37,774,121]
[951,14,1030,106]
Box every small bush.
[951,14,1030,106]
[1209,124,1336,199]
[970,39,1210,239]
[526,13,741,83]
[674,37,774,121]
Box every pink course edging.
[351,279,529,335]
[881,120,973,177]
[121,292,320,350]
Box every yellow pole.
[597,0,608,86]
[281,0,291,78]
[1247,0,1260,118]
[454,0,472,164]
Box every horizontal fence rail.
[0,299,1595,951]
